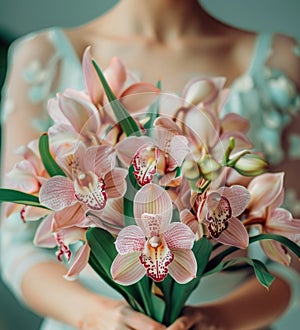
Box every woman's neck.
[101,0,224,42]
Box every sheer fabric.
[1,27,299,330]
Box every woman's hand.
[166,305,226,330]
[78,296,167,330]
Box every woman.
[1,1,300,329]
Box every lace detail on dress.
[223,34,300,166]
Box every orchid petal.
[65,243,91,280]
[218,185,250,217]
[215,217,249,249]
[248,173,284,212]
[40,176,76,210]
[52,204,85,231]
[84,145,115,176]
[104,168,127,199]
[111,252,145,285]
[163,222,195,250]
[134,184,172,231]
[115,225,145,255]
[140,236,174,282]
[82,46,103,105]
[260,240,291,266]
[116,136,153,166]
[33,214,56,247]
[22,205,51,221]
[267,208,300,235]
[169,135,189,166]
[104,56,127,94]
[120,83,160,112]
[74,172,107,211]
[180,209,203,238]
[221,113,250,134]
[168,249,197,284]
[58,93,99,134]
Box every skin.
[2,0,300,329]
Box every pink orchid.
[82,47,160,122]
[47,88,104,152]
[39,144,127,215]
[5,139,50,221]
[245,172,300,265]
[116,117,189,186]
[33,214,90,279]
[194,185,250,248]
[111,183,197,285]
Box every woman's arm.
[167,274,291,330]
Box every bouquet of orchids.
[1,47,300,325]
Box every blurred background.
[0,0,299,329]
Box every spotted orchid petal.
[133,144,157,186]
[74,171,107,211]
[116,136,153,166]
[215,217,249,249]
[134,184,173,233]
[115,225,145,255]
[217,185,250,217]
[22,205,51,222]
[168,249,197,284]
[140,235,174,282]
[40,176,76,210]
[111,252,146,285]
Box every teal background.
[0,1,299,329]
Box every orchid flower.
[188,185,251,248]
[82,47,160,122]
[5,139,50,221]
[40,144,127,217]
[116,117,189,186]
[33,214,90,279]
[245,172,300,265]
[111,183,197,285]
[47,88,104,152]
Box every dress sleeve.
[0,30,63,301]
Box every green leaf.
[250,234,300,258]
[86,227,161,320]
[92,60,142,137]
[205,233,300,275]
[123,165,140,226]
[156,237,213,325]
[150,292,166,323]
[39,133,66,177]
[0,188,48,209]
[144,80,161,132]
[203,257,274,289]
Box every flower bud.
[182,159,200,180]
[233,154,269,176]
[199,155,221,181]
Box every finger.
[122,307,166,330]
[166,309,205,330]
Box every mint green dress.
[1,28,300,330]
